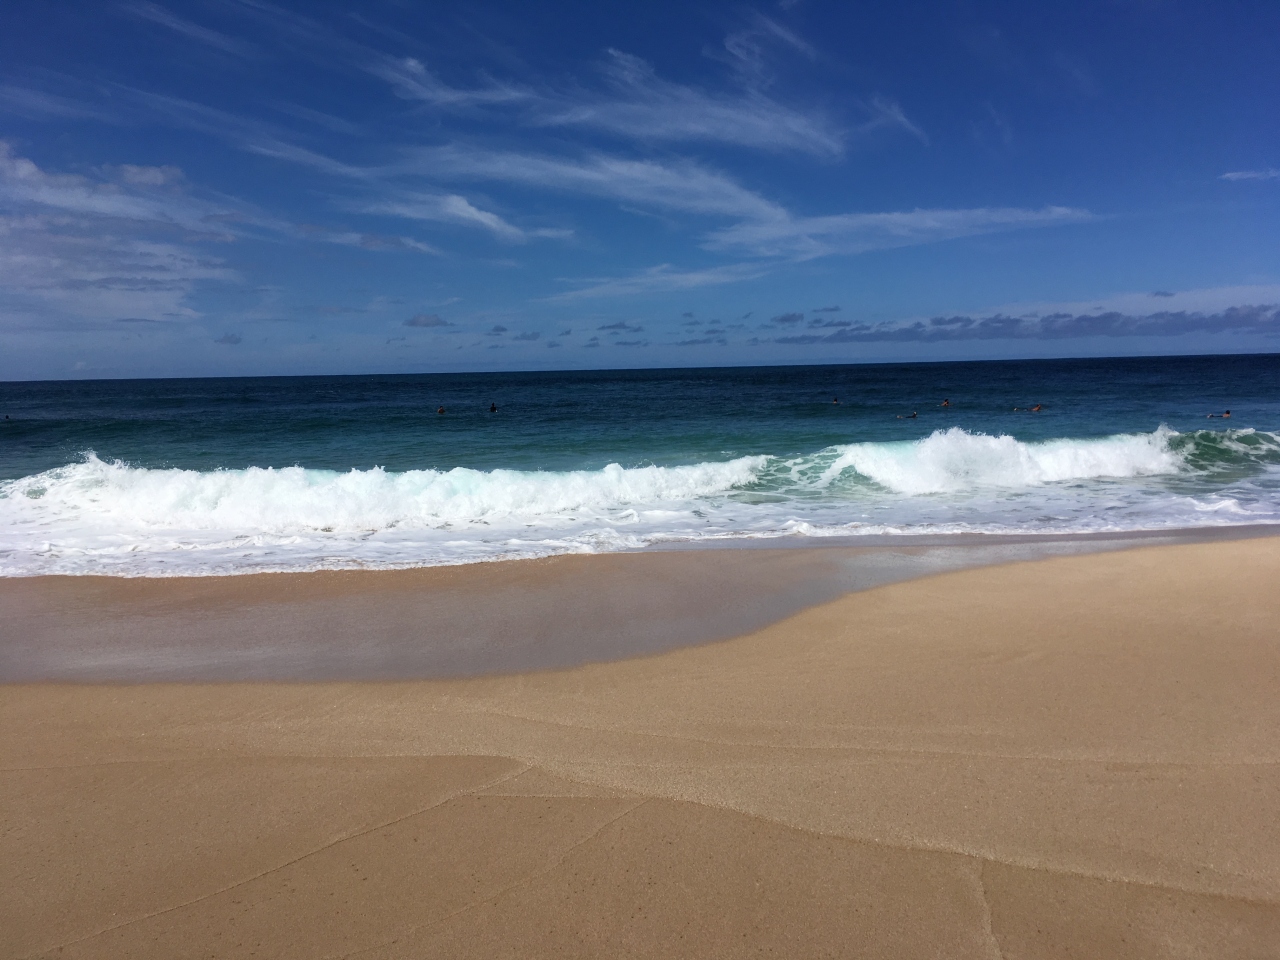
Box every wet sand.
[4,536,1280,957]
[2,526,1273,682]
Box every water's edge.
[4,525,1273,682]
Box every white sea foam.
[1,427,1277,575]
[817,425,1184,494]
[3,453,765,533]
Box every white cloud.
[545,262,771,301]
[716,13,817,88]
[857,96,928,144]
[704,205,1092,259]
[122,89,372,180]
[0,143,231,234]
[0,84,121,123]
[321,231,440,255]
[532,50,843,157]
[400,145,787,222]
[769,304,1280,344]
[208,3,524,110]
[123,2,257,58]
[0,215,233,326]
[363,193,527,241]
[370,56,530,107]
[0,144,235,326]
[111,163,186,187]
[985,284,1280,320]
[225,5,845,155]
[1220,169,1280,182]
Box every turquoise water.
[2,355,1278,575]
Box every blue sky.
[1,0,1278,379]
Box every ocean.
[1,354,1278,576]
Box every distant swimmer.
[490,402,497,413]
[1031,403,1043,412]
[940,399,950,407]
[437,406,446,415]
[897,411,918,419]
[1225,410,1231,418]
[832,396,839,404]
[1207,410,1232,418]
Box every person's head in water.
[489,402,497,413]
[940,399,949,407]
[1224,410,1231,418]
[437,406,445,415]
[832,397,838,404]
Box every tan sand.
[4,537,1280,958]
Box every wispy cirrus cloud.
[122,2,258,58]
[705,205,1092,259]
[119,88,371,180]
[546,262,771,301]
[63,81,1088,291]
[319,231,439,255]
[362,193,527,242]
[208,1,531,110]
[371,56,530,108]
[193,3,856,156]
[531,49,844,157]
[399,145,787,221]
[5,6,1079,308]
[857,96,928,144]
[714,12,816,88]
[0,84,123,123]
[1220,168,1280,182]
[360,192,569,243]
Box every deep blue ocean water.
[2,355,1278,575]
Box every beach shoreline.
[4,523,1277,683]
[4,535,1280,957]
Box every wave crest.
[2,426,1277,575]
[815,425,1187,495]
[1,453,768,534]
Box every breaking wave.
[2,426,1277,575]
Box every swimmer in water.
[1031,403,1042,412]
[832,397,839,404]
[1207,410,1232,419]
[490,402,497,412]
[437,406,445,415]
[897,411,918,419]
[940,399,950,407]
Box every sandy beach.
[4,536,1280,958]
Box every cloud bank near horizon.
[766,305,1280,345]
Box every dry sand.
[4,537,1280,958]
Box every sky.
[1,0,1278,380]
